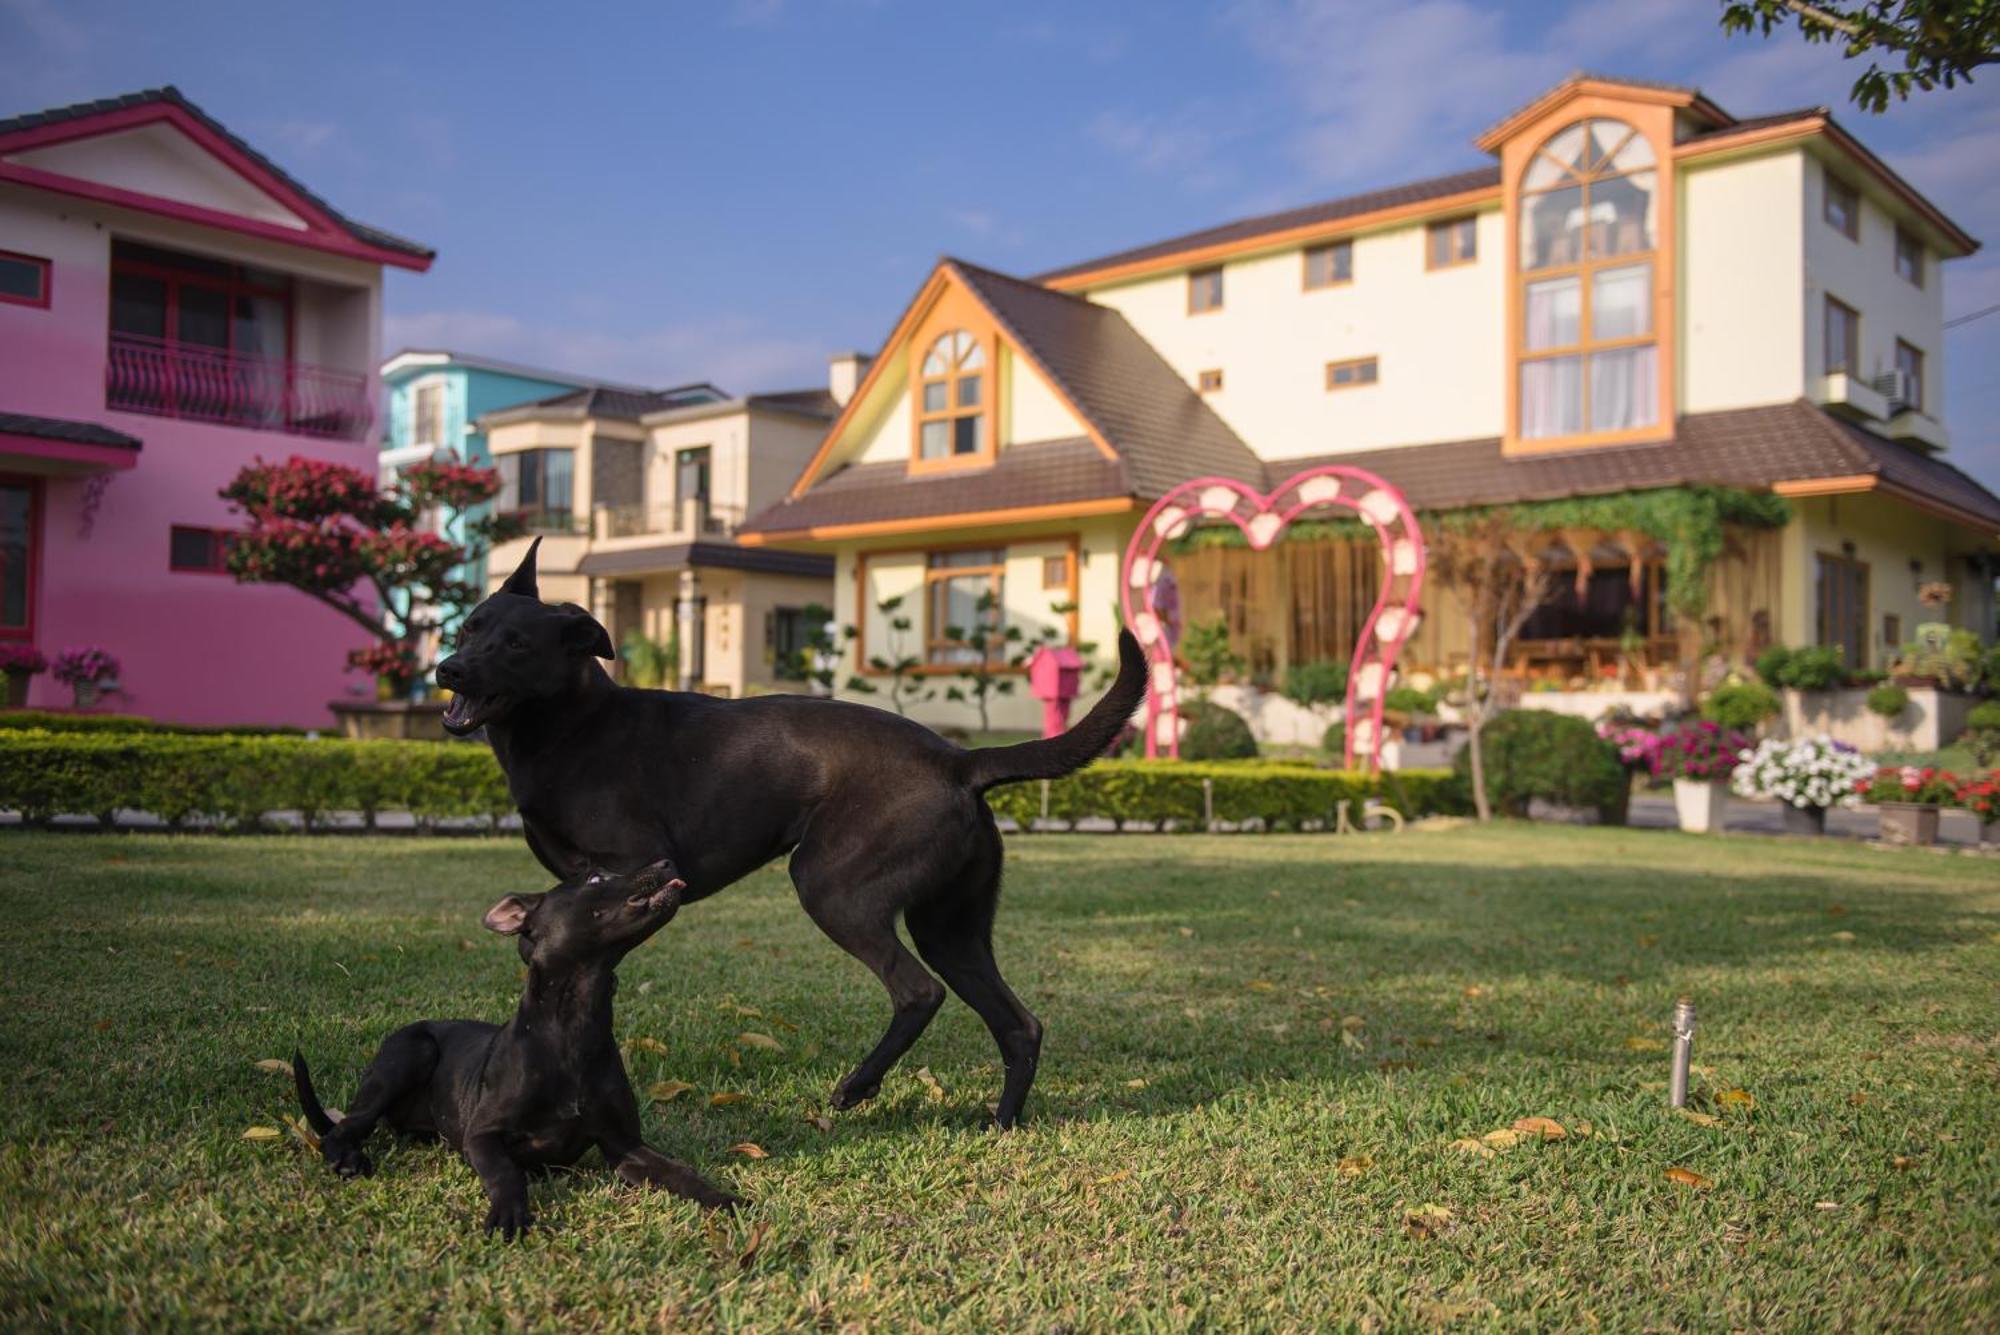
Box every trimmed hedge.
[0,732,509,829]
[0,732,1465,832]
[0,710,307,737]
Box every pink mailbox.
[1027,644,1084,738]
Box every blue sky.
[4,0,1996,487]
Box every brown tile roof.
[0,88,434,261]
[0,411,141,449]
[745,388,839,419]
[740,438,1130,538]
[575,541,832,579]
[1032,166,1501,285]
[491,383,730,424]
[1274,401,2000,530]
[950,259,1265,496]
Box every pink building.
[0,89,432,726]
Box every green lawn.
[2,828,1996,1330]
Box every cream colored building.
[741,74,1997,734]
[482,385,836,696]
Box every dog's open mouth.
[442,693,491,735]
[627,879,686,913]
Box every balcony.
[105,332,373,442]
[594,498,744,540]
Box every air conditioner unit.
[1872,370,1916,413]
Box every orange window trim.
[909,321,997,477]
[1324,356,1379,391]
[1197,368,1223,393]
[1187,266,1224,315]
[1301,240,1353,290]
[1425,217,1478,270]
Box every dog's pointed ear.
[482,893,542,936]
[499,537,542,598]
[556,604,615,660]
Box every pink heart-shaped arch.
[1118,465,1426,772]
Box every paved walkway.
[1627,794,1993,848]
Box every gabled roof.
[0,87,433,269]
[379,348,650,393]
[482,382,731,426]
[1275,401,2000,533]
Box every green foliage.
[1895,624,1983,690]
[1777,645,1848,691]
[1321,720,1347,760]
[1179,701,1258,761]
[1281,659,1349,709]
[1452,710,1628,823]
[864,595,935,716]
[1866,684,1911,719]
[981,760,1466,829]
[1174,485,1789,620]
[1754,644,1794,688]
[1178,616,1244,696]
[0,711,304,737]
[1719,0,2000,113]
[1383,684,1439,717]
[1702,680,1783,730]
[944,591,1042,731]
[618,628,677,690]
[1962,700,2000,767]
[0,732,510,829]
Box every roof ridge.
[942,256,1101,309]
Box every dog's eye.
[506,633,525,651]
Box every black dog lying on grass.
[435,540,1146,1129]
[291,860,740,1239]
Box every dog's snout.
[435,657,465,689]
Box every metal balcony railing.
[105,332,374,442]
[594,498,743,540]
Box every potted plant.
[1953,771,1999,846]
[1866,765,1957,846]
[1730,735,1873,835]
[51,647,120,710]
[1657,720,1749,834]
[0,644,47,708]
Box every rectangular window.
[1325,356,1379,391]
[1521,563,1666,641]
[1883,613,1901,652]
[1824,296,1860,375]
[1302,240,1352,289]
[1894,226,1924,287]
[925,548,1006,666]
[0,250,50,308]
[1042,554,1069,589]
[1197,369,1223,393]
[769,606,812,680]
[1426,217,1477,269]
[675,446,711,508]
[1816,552,1868,668]
[1895,339,1924,412]
[169,525,235,574]
[0,479,37,637]
[411,382,444,447]
[497,448,576,530]
[1824,173,1860,240]
[1187,266,1224,314]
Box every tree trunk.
[1467,716,1491,821]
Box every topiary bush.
[1180,700,1258,760]
[1321,720,1347,760]
[1865,684,1910,719]
[981,759,1469,830]
[1962,699,2000,767]
[1777,646,1847,691]
[1281,660,1348,709]
[1701,680,1782,731]
[1453,709,1629,823]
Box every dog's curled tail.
[957,629,1148,793]
[292,1049,336,1138]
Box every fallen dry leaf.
[1336,1154,1373,1178]
[1664,1166,1712,1189]
[1815,1200,1841,1211]
[737,1219,771,1269]
[1450,1136,1496,1158]
[737,1032,783,1052]
[1340,1028,1366,1051]
[1177,926,1194,938]
[804,1113,833,1132]
[1405,1203,1454,1239]
[1847,1091,1870,1107]
[629,1036,670,1057]
[1625,1036,1666,1052]
[1462,985,1487,999]
[1246,979,1277,993]
[282,1113,319,1151]
[726,1142,768,1159]
[1571,1120,1595,1138]
[254,1058,291,1074]
[240,1125,282,1143]
[1094,1169,1130,1185]
[1716,1088,1756,1111]
[1637,934,1659,948]
[1512,1116,1568,1141]
[1677,1109,1723,1128]
[708,1091,749,1107]
[915,1066,946,1102]
[1891,1155,1917,1171]
[1340,1015,1366,1031]
[648,1080,694,1104]
[1125,1078,1147,1089]
[1829,930,1857,944]
[1182,1005,1202,1020]
[1480,1128,1524,1149]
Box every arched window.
[1518,118,1659,441]
[916,330,986,461]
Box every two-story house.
[478,379,838,695]
[739,74,2000,734]
[0,88,432,725]
[378,348,724,612]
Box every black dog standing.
[435,540,1145,1129]
[292,861,739,1238]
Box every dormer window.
[1516,117,1661,443]
[914,329,988,466]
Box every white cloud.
[1086,104,1238,191]
[381,308,826,394]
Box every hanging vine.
[1171,485,1791,618]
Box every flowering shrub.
[1952,771,1999,820]
[1864,765,1960,806]
[0,644,48,675]
[1730,735,1873,809]
[1598,721,1666,776]
[51,647,119,687]
[348,641,420,690]
[1655,721,1750,782]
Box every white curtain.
[1521,357,1582,439]
[1589,346,1657,432]
[1524,276,1580,350]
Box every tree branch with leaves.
[1720,0,2000,111]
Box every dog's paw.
[323,1140,373,1179]
[701,1188,748,1212]
[483,1199,534,1241]
[829,1076,880,1110]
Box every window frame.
[1893,225,1924,287]
[409,376,447,448]
[922,547,1008,667]
[1425,216,1478,270]
[768,604,813,681]
[1324,356,1380,391]
[1824,294,1860,377]
[1187,266,1224,314]
[108,239,294,364]
[0,474,42,641]
[1823,172,1860,242]
[168,524,236,575]
[0,249,51,309]
[1197,368,1223,394]
[1302,239,1353,290]
[496,447,578,531]
[1815,550,1870,668]
[1894,338,1924,412]
[909,328,993,475]
[1041,553,1070,590]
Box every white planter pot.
[1673,778,1730,834]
